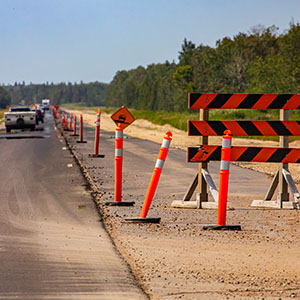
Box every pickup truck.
[5,107,36,132]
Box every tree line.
[2,81,108,107]
[0,87,10,109]
[2,22,300,112]
[106,23,300,112]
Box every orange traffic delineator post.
[69,113,73,131]
[105,125,134,206]
[77,114,87,143]
[71,115,79,136]
[125,131,173,223]
[64,113,68,130]
[89,110,105,158]
[202,130,241,231]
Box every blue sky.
[0,0,299,85]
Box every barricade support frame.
[171,94,300,210]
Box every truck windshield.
[9,107,32,112]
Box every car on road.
[4,107,37,132]
[42,99,50,110]
[32,108,44,124]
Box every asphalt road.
[0,112,147,300]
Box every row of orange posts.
[54,106,234,228]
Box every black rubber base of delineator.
[104,201,135,206]
[76,140,87,143]
[89,154,105,158]
[125,217,161,224]
[70,134,79,137]
[202,224,241,231]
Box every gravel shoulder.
[61,108,300,300]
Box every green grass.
[0,109,5,124]
[60,103,300,142]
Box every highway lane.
[0,112,147,299]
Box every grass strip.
[0,109,5,124]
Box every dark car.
[33,109,44,124]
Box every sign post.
[105,106,135,206]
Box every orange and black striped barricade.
[89,110,105,158]
[188,146,300,163]
[126,132,173,223]
[77,114,87,143]
[105,106,135,206]
[171,93,300,211]
[202,130,241,230]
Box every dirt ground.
[62,108,300,300]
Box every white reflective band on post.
[162,139,171,149]
[116,130,123,139]
[96,121,100,126]
[155,159,164,169]
[222,138,231,149]
[220,160,230,170]
[115,148,123,157]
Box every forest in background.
[107,23,300,112]
[0,87,11,109]
[1,23,300,112]
[1,82,108,108]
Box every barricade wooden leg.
[251,109,299,209]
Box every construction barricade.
[171,93,300,210]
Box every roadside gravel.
[60,108,300,300]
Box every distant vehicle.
[4,107,36,132]
[37,104,45,113]
[32,108,44,124]
[42,99,50,110]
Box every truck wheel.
[6,127,11,133]
[30,125,35,131]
